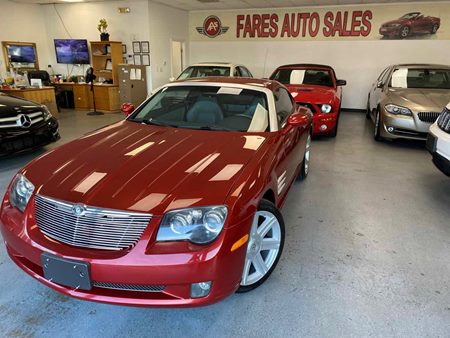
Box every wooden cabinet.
[93,85,120,112]
[90,41,123,85]
[73,84,91,110]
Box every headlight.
[9,174,35,212]
[41,105,52,121]
[156,206,228,244]
[385,104,412,116]
[320,104,332,113]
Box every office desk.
[0,87,58,117]
[53,83,120,113]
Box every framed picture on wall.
[132,41,141,54]
[133,54,141,66]
[122,44,127,54]
[123,57,127,64]
[141,41,150,53]
[142,54,150,66]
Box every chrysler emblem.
[72,204,87,217]
[17,114,32,128]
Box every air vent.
[197,0,220,3]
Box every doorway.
[171,40,184,79]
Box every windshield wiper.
[195,125,234,132]
[142,118,178,128]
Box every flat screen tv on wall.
[7,45,36,63]
[54,39,90,64]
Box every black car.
[0,93,59,156]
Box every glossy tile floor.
[1,111,449,337]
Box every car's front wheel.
[237,199,285,293]
[374,108,383,141]
[298,132,311,180]
[366,97,372,120]
[399,26,410,38]
[431,24,439,34]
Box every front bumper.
[379,26,401,36]
[0,200,252,307]
[427,124,450,176]
[312,112,338,135]
[0,118,59,156]
[380,110,431,140]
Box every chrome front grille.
[34,195,151,251]
[93,281,165,292]
[0,111,44,129]
[437,108,450,133]
[417,112,440,123]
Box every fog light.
[320,124,327,131]
[387,126,394,133]
[190,281,212,298]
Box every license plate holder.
[41,252,92,290]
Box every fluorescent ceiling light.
[60,0,84,2]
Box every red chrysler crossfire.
[270,64,346,137]
[0,77,313,307]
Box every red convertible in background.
[270,64,346,137]
[379,12,440,39]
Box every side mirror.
[287,112,309,128]
[121,102,135,117]
[336,79,346,86]
[376,81,384,89]
[169,77,175,82]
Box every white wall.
[190,39,450,109]
[0,1,50,79]
[148,2,189,89]
[42,0,150,79]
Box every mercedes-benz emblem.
[72,204,87,217]
[17,114,32,128]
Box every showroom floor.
[0,110,449,337]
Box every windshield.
[129,85,269,132]
[271,68,334,87]
[390,68,450,89]
[177,66,231,80]
[400,13,419,19]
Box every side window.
[233,67,241,77]
[274,87,294,126]
[238,66,251,77]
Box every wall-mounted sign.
[190,3,450,41]
[196,15,229,38]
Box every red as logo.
[196,15,229,38]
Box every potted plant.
[98,18,109,41]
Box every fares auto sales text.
[236,11,373,38]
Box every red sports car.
[0,78,312,307]
[379,12,440,39]
[270,64,346,137]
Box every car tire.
[399,26,410,38]
[298,132,311,180]
[329,117,339,138]
[366,97,371,120]
[374,108,383,142]
[431,24,439,34]
[237,199,285,293]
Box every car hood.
[387,88,450,112]
[0,93,41,117]
[23,120,268,216]
[285,84,335,104]
[381,19,407,26]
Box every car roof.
[277,63,334,70]
[392,63,450,69]
[172,76,278,91]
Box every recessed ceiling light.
[60,0,84,3]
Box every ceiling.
[10,0,448,10]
